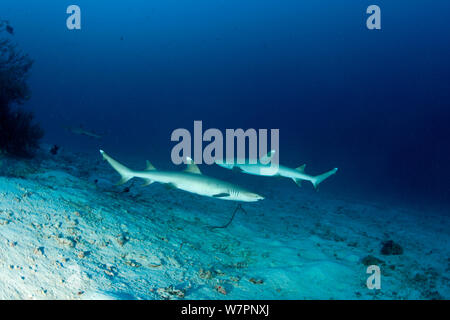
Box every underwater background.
[0,0,449,299]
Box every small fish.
[50,145,60,155]
[6,25,14,35]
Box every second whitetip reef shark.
[99,150,264,202]
[65,126,103,139]
[215,150,338,189]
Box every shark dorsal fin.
[145,160,156,171]
[260,150,276,164]
[296,164,306,172]
[185,157,202,174]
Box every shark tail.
[100,150,135,185]
[310,168,338,190]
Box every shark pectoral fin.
[141,179,154,187]
[164,183,177,190]
[292,178,302,187]
[232,166,243,173]
[213,193,230,198]
[184,156,202,174]
[116,177,132,186]
[145,161,156,171]
[296,164,306,172]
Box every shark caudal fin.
[310,168,338,190]
[99,150,135,185]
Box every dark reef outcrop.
[0,20,43,157]
[380,240,403,256]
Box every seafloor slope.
[0,147,448,299]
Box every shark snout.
[255,194,265,201]
[244,192,264,202]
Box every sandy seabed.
[0,147,448,300]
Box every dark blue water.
[2,0,450,209]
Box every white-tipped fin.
[291,165,306,186]
[292,178,302,187]
[141,179,154,187]
[99,150,134,185]
[145,160,156,171]
[184,156,202,174]
[142,161,156,185]
[311,168,338,190]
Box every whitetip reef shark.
[66,126,103,139]
[215,150,338,190]
[100,150,264,202]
